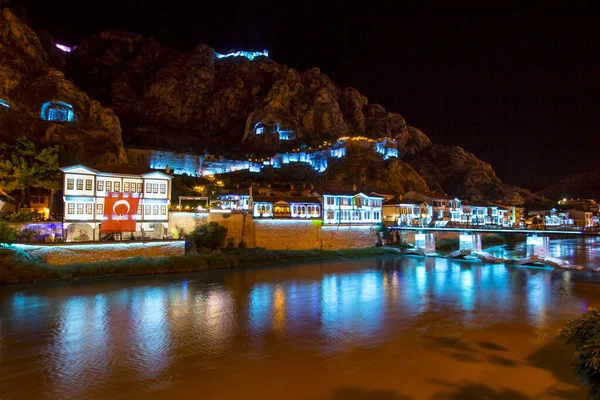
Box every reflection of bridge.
[389,226,590,269]
[390,226,599,236]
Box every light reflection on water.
[0,250,600,399]
[489,236,600,268]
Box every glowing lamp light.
[55,43,73,53]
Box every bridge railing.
[392,222,600,233]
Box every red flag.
[101,192,140,233]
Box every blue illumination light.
[278,130,296,141]
[215,49,269,61]
[254,122,265,135]
[0,99,9,108]
[149,150,201,176]
[41,101,74,122]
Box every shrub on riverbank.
[560,308,600,399]
[0,247,398,285]
[186,222,227,251]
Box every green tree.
[0,137,60,211]
[186,222,227,251]
[0,220,17,245]
[560,308,600,399]
[4,208,45,222]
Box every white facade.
[61,165,173,241]
[219,194,250,210]
[250,196,322,219]
[322,192,383,225]
[384,200,433,227]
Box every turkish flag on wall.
[100,192,141,233]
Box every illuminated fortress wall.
[127,148,203,176]
[128,136,400,177]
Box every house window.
[124,182,130,192]
[31,196,39,204]
[114,182,121,192]
[67,203,74,214]
[160,184,166,194]
[86,204,92,214]
[77,204,83,214]
[106,181,112,192]
[97,180,104,191]
[160,205,166,215]
[137,183,143,193]
[153,184,158,194]
[137,204,142,215]
[146,183,152,193]
[85,179,92,190]
[145,205,151,215]
[67,179,74,190]
[96,204,103,215]
[153,205,158,215]
[76,179,83,190]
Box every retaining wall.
[169,212,379,250]
[15,240,185,266]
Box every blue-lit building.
[218,190,250,211]
[320,191,384,225]
[250,196,322,219]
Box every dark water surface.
[1,239,600,399]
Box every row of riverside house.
[217,187,526,227]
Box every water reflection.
[130,287,170,379]
[0,254,599,399]
[51,295,110,396]
[489,237,600,268]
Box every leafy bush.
[17,228,36,242]
[186,222,227,251]
[560,308,600,399]
[4,208,45,222]
[0,220,17,244]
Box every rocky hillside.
[537,169,600,201]
[0,9,539,204]
[0,9,126,166]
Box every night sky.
[17,0,600,190]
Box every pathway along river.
[1,238,600,399]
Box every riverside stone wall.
[169,212,379,250]
[15,240,185,266]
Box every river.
[1,238,600,399]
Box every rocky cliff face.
[66,31,409,154]
[0,9,126,166]
[1,9,533,203]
